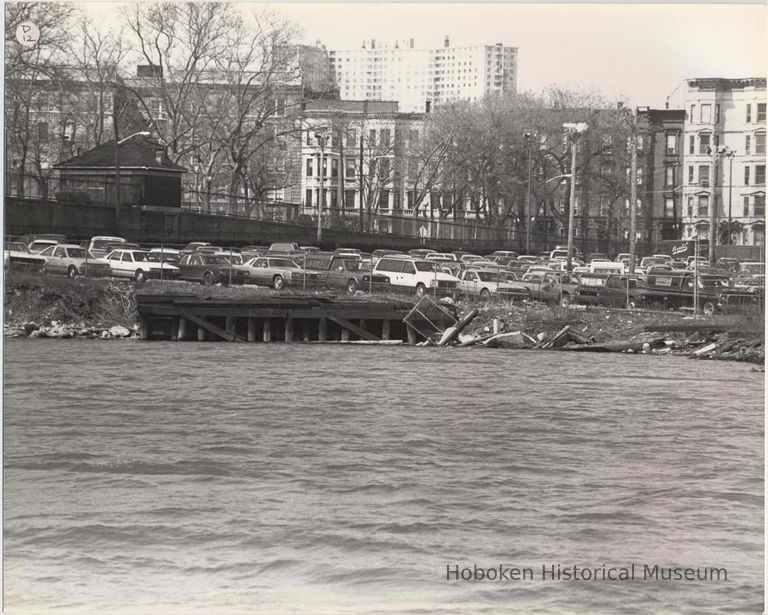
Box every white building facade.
[328,37,517,113]
[681,78,766,246]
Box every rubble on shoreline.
[3,277,764,364]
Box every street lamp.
[114,130,150,233]
[563,122,588,272]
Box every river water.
[3,340,764,614]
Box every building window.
[344,189,356,209]
[687,196,694,217]
[690,104,696,122]
[698,164,709,185]
[306,158,313,177]
[380,128,391,148]
[636,168,643,184]
[689,135,695,154]
[756,133,766,155]
[755,194,765,217]
[665,134,676,154]
[758,103,766,122]
[346,129,357,147]
[409,129,419,147]
[665,197,675,217]
[700,103,711,123]
[756,165,765,185]
[744,166,751,186]
[379,189,390,210]
[746,104,752,123]
[369,129,376,145]
[745,135,752,154]
[665,166,675,186]
[306,130,313,146]
[37,122,49,141]
[688,166,694,183]
[380,158,390,178]
[715,104,720,123]
[345,158,356,178]
[331,158,338,178]
[699,134,710,155]
[697,195,709,216]
[305,189,312,207]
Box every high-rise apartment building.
[328,37,517,113]
[681,77,766,246]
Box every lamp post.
[563,122,588,272]
[113,130,150,233]
[524,131,534,255]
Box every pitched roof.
[56,135,186,172]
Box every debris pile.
[4,321,138,340]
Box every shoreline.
[4,276,764,364]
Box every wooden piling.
[284,317,294,342]
[318,318,328,342]
[247,318,256,342]
[340,326,350,342]
[382,320,391,340]
[225,316,235,335]
[302,320,310,342]
[177,317,187,341]
[263,319,272,343]
[197,323,206,342]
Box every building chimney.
[425,100,431,113]
[371,39,376,49]
[444,36,450,48]
[410,38,414,49]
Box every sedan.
[39,244,111,278]
[243,256,317,289]
[105,248,180,281]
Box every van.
[589,261,625,275]
[89,236,125,258]
[372,256,459,297]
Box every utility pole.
[317,133,325,244]
[628,110,638,275]
[708,146,722,265]
[525,131,533,255]
[113,96,121,235]
[726,149,735,245]
[563,122,588,273]
[359,101,368,232]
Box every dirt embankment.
[3,276,765,364]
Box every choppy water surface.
[4,340,764,614]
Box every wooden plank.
[326,314,379,341]
[179,311,245,342]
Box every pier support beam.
[197,323,206,342]
[302,320,310,342]
[340,327,350,342]
[284,317,294,343]
[247,318,256,343]
[225,316,235,335]
[263,319,272,343]
[318,318,328,342]
[137,315,148,340]
[177,317,187,342]
[382,320,391,340]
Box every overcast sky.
[80,2,766,109]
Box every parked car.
[459,254,484,266]
[147,247,182,265]
[268,242,301,256]
[574,274,648,308]
[241,245,270,258]
[715,257,739,273]
[718,286,764,315]
[426,252,458,262]
[177,252,246,285]
[182,241,212,254]
[18,234,67,253]
[519,270,579,306]
[4,240,46,272]
[408,248,436,259]
[456,268,530,301]
[333,247,362,258]
[644,271,725,314]
[586,253,609,263]
[489,250,519,260]
[371,255,459,297]
[39,244,112,278]
[243,256,314,289]
[106,248,180,281]
[88,236,126,258]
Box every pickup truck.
[519,271,579,306]
[456,268,530,301]
[574,274,647,308]
[303,252,369,293]
[644,271,727,315]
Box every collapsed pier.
[135,293,453,345]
